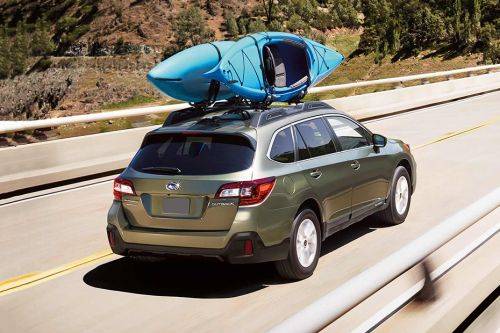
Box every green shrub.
[226,16,238,37]
[31,19,55,56]
[248,19,266,33]
[173,7,215,49]
[286,14,309,33]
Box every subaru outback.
[107,101,416,280]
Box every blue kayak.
[147,32,344,104]
[147,41,236,103]
[204,32,344,102]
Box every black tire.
[375,166,412,225]
[275,209,321,280]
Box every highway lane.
[0,91,499,332]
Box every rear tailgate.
[121,132,255,231]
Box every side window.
[270,127,295,163]
[294,127,311,160]
[295,118,336,158]
[327,117,370,150]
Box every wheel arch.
[295,198,324,240]
[396,158,413,193]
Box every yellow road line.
[415,116,500,150]
[0,250,112,296]
[2,116,500,296]
[0,272,39,286]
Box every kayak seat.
[263,43,309,90]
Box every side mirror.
[373,134,387,148]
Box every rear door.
[121,132,255,231]
[325,116,391,219]
[294,118,353,225]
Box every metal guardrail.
[269,187,500,333]
[0,64,498,135]
[308,64,499,93]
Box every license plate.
[162,197,190,215]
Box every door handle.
[350,160,360,170]
[309,169,322,179]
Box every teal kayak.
[147,32,344,104]
[147,41,236,103]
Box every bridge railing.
[269,188,500,333]
[0,64,498,134]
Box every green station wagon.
[107,101,416,280]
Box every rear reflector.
[215,177,276,206]
[244,239,254,256]
[113,177,136,201]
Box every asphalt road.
[0,92,499,332]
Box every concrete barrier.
[269,188,500,333]
[1,72,499,194]
[325,72,500,119]
[0,126,155,194]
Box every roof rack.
[162,98,253,126]
[162,100,333,128]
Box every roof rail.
[255,101,333,126]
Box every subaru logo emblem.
[166,182,180,191]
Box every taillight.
[215,177,276,206]
[113,177,136,201]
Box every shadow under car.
[83,218,389,298]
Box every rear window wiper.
[141,166,182,174]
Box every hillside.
[0,0,497,128]
[0,0,259,121]
[0,0,251,55]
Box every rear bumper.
[107,224,289,264]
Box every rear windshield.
[130,133,255,175]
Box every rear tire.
[375,166,411,225]
[275,209,321,280]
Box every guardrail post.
[415,260,438,302]
[393,81,404,89]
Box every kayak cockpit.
[263,42,309,90]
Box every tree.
[248,19,267,33]
[238,19,247,35]
[480,23,499,63]
[10,21,30,77]
[453,0,462,44]
[287,14,308,33]
[358,0,394,57]
[0,26,11,79]
[471,0,481,37]
[330,0,360,28]
[261,0,275,24]
[268,20,284,32]
[226,15,238,37]
[31,18,55,56]
[206,0,216,16]
[173,7,215,49]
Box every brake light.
[113,177,136,200]
[215,177,276,206]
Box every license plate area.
[162,197,190,215]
